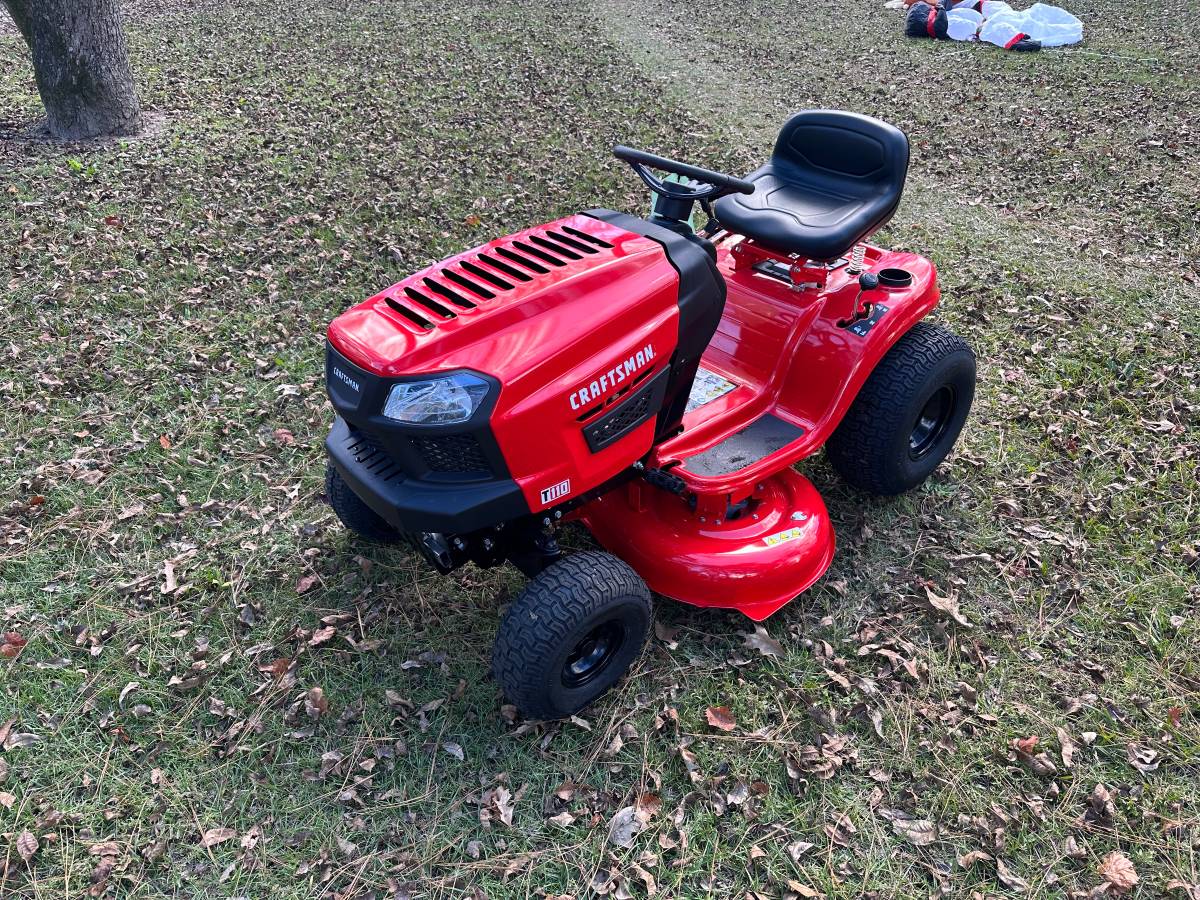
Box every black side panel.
[585,209,726,441]
[583,367,671,453]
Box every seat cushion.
[713,111,909,262]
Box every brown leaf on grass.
[1167,706,1183,728]
[308,625,336,647]
[295,574,319,594]
[630,861,658,896]
[1014,735,1039,753]
[705,706,737,732]
[996,858,1029,893]
[607,805,646,848]
[742,625,784,658]
[0,791,15,809]
[678,741,702,783]
[1126,742,1160,775]
[480,785,514,829]
[199,827,236,848]
[653,620,680,649]
[958,849,993,868]
[158,434,172,450]
[824,811,857,847]
[259,657,293,680]
[1011,736,1057,776]
[891,816,938,846]
[783,882,825,899]
[3,730,39,751]
[1056,726,1077,770]
[304,687,328,721]
[0,632,28,658]
[607,794,660,848]
[1084,783,1116,828]
[921,586,972,627]
[1165,881,1200,898]
[1098,851,1138,894]
[16,829,38,862]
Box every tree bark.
[3,0,142,140]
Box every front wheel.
[492,551,652,720]
[826,322,976,495]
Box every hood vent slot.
[529,233,582,261]
[443,268,495,300]
[460,259,513,290]
[424,276,475,309]
[543,229,599,255]
[495,246,549,275]
[385,296,434,331]
[512,240,565,268]
[476,252,532,283]
[403,287,456,320]
[562,225,613,249]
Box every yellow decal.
[763,521,807,547]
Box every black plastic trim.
[584,209,726,442]
[326,417,529,533]
[325,342,508,482]
[583,367,671,452]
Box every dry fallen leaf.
[308,625,336,647]
[295,574,319,594]
[922,586,972,627]
[16,829,38,862]
[1098,850,1139,894]
[892,816,938,846]
[958,849,993,868]
[742,625,784,658]
[1056,726,1077,770]
[996,859,1029,893]
[199,827,236,848]
[480,785,514,828]
[705,705,737,732]
[0,632,28,658]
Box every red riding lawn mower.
[323,110,976,719]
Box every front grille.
[413,433,491,474]
[344,431,404,483]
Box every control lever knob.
[858,272,879,291]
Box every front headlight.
[382,373,490,425]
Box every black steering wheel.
[613,145,756,202]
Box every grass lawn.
[1,0,1198,896]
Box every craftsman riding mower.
[323,110,976,719]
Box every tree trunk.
[3,0,141,140]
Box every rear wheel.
[326,463,401,543]
[492,551,652,720]
[826,322,975,495]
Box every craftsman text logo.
[540,479,571,506]
[569,344,656,411]
[331,367,361,393]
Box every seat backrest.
[772,110,909,202]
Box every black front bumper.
[326,416,529,534]
[323,342,531,535]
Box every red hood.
[328,214,670,381]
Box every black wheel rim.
[562,621,625,689]
[909,386,956,460]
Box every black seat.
[712,111,909,262]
